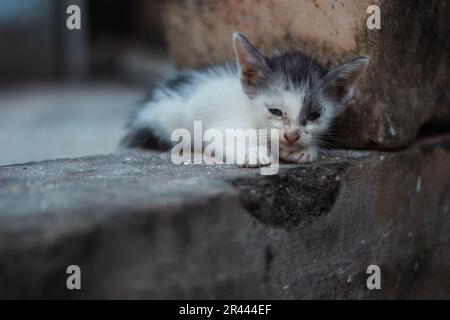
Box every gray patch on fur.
[121,127,172,151]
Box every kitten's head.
[233,32,369,150]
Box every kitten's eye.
[269,108,283,117]
[307,111,321,121]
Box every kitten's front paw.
[283,148,318,164]
[238,149,271,168]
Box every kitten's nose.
[284,132,300,143]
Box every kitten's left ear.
[233,32,271,97]
[325,56,369,104]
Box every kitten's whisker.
[316,143,336,150]
[310,143,327,157]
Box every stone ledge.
[0,135,449,298]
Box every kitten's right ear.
[233,32,270,97]
[324,56,369,104]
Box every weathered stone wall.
[163,0,450,149]
[0,135,449,298]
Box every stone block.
[0,135,449,298]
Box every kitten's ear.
[233,32,270,97]
[325,56,369,104]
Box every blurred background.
[0,0,172,165]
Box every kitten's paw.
[284,148,318,164]
[238,150,271,168]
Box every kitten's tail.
[120,127,172,151]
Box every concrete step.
[0,134,449,298]
[163,0,450,150]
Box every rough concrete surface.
[0,134,449,299]
[163,0,450,150]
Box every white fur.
[136,67,263,138]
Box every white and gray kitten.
[123,32,369,166]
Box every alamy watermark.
[367,5,381,30]
[64,263,381,291]
[66,5,81,30]
[170,121,279,175]
[66,265,81,290]
[366,264,381,290]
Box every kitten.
[122,32,369,166]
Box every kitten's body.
[133,64,262,143]
[123,33,369,166]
